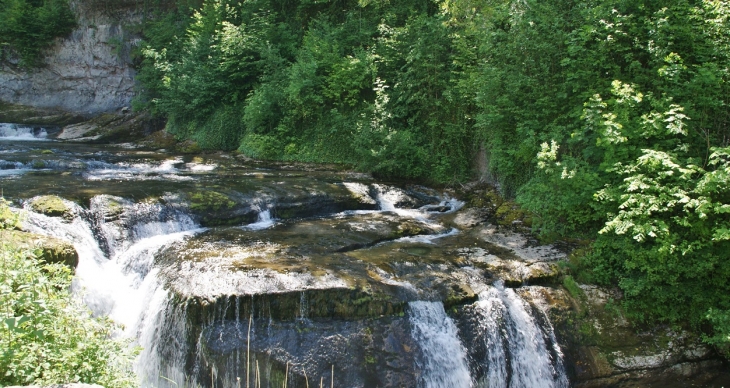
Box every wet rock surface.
[532,283,729,388]
[26,195,77,220]
[199,314,417,388]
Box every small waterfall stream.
[0,123,49,140]
[471,281,569,388]
[409,301,472,388]
[19,194,570,388]
[22,198,204,384]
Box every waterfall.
[472,281,568,388]
[13,180,570,388]
[22,197,203,386]
[241,208,275,231]
[409,301,472,388]
[0,123,49,140]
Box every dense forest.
[2,0,729,359]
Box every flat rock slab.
[157,212,443,301]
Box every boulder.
[0,229,78,267]
[534,283,728,387]
[27,195,76,221]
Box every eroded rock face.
[0,3,138,114]
[530,283,728,388]
[199,315,418,388]
[155,212,444,303]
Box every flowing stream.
[1,129,570,388]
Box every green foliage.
[588,145,730,339]
[0,201,137,387]
[0,0,76,67]
[0,199,21,230]
[137,0,474,181]
[562,275,584,300]
[706,309,730,356]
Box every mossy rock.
[95,195,127,221]
[54,111,161,143]
[177,140,202,154]
[189,190,236,212]
[0,101,85,126]
[456,183,533,231]
[183,289,405,323]
[394,222,426,238]
[444,283,478,308]
[27,195,73,220]
[0,230,79,268]
[186,190,244,226]
[495,202,531,228]
[141,130,178,150]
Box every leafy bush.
[0,199,21,230]
[0,200,137,387]
[136,0,474,181]
[0,0,76,67]
[588,146,730,341]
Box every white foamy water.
[473,281,568,388]
[0,123,49,140]
[393,227,460,244]
[240,209,275,231]
[409,301,472,388]
[186,162,218,172]
[373,184,463,225]
[0,160,44,176]
[83,157,198,181]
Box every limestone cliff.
[0,1,141,115]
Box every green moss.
[394,222,424,238]
[177,140,202,154]
[495,201,531,228]
[563,275,584,300]
[28,196,71,219]
[189,190,235,212]
[104,198,125,218]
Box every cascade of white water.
[0,123,48,140]
[241,208,275,231]
[22,198,203,387]
[16,184,571,388]
[473,281,568,388]
[136,288,195,388]
[88,196,198,259]
[409,301,472,388]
